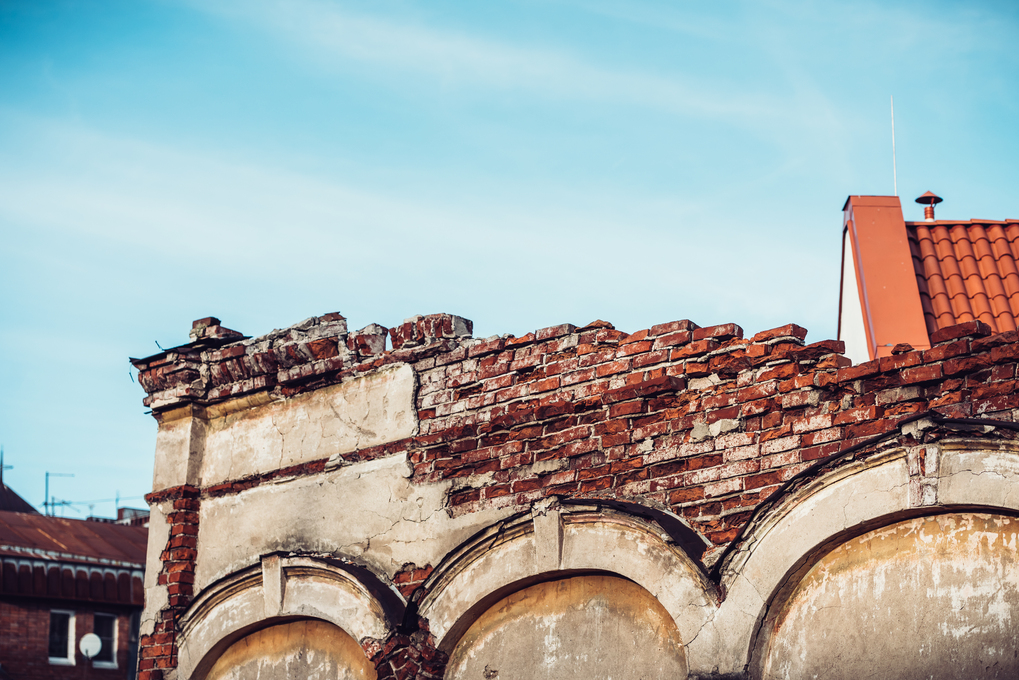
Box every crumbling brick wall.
[132,312,1019,680]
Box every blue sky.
[1,0,1017,517]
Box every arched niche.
[445,573,687,680]
[205,619,377,680]
[701,439,1019,677]
[417,503,717,674]
[178,555,399,680]
[752,511,1019,680]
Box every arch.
[177,555,399,680]
[698,439,1019,676]
[753,511,1019,679]
[204,619,377,680]
[417,502,718,666]
[445,574,688,680]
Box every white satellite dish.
[79,633,102,660]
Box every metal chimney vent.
[915,191,943,221]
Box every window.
[48,610,75,665]
[93,613,117,668]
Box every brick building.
[131,194,1019,679]
[0,506,147,680]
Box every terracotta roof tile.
[909,220,1019,336]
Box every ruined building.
[132,195,1019,680]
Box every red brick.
[900,364,943,384]
[580,476,613,493]
[751,324,808,343]
[878,351,922,372]
[693,323,744,342]
[759,363,797,382]
[930,320,992,344]
[596,359,631,378]
[923,339,971,363]
[835,359,880,382]
[944,354,993,377]
[649,319,698,336]
[652,331,693,349]
[669,486,705,504]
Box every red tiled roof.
[841,196,1019,362]
[909,220,1019,336]
[0,510,147,567]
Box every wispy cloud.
[0,112,838,336]
[194,0,788,123]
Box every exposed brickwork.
[0,602,136,680]
[133,312,1019,678]
[392,564,435,600]
[370,619,447,680]
[136,486,200,680]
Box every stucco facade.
[132,312,1019,679]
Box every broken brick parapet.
[404,317,1019,551]
[133,314,1019,556]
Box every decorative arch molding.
[176,554,401,680]
[695,438,1019,676]
[417,501,719,665]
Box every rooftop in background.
[839,194,1019,364]
[0,510,147,568]
[0,482,37,515]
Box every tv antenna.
[1,446,11,486]
[891,95,898,196]
[44,471,74,516]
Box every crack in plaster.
[270,410,286,474]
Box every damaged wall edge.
[131,312,1019,680]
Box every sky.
[1,0,1016,518]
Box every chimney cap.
[915,191,943,206]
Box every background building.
[0,493,147,680]
[839,193,1019,363]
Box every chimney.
[915,191,943,221]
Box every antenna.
[44,471,74,516]
[0,446,11,486]
[891,95,898,197]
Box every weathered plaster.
[140,502,170,637]
[152,413,207,491]
[194,454,515,591]
[179,557,391,680]
[205,620,376,680]
[419,509,716,665]
[199,364,417,487]
[938,442,1019,510]
[703,452,912,672]
[758,513,1019,679]
[446,575,687,680]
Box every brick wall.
[0,600,136,680]
[132,313,1019,679]
[135,486,199,680]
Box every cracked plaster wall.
[198,364,417,488]
[446,575,687,680]
[205,619,376,680]
[758,512,1019,680]
[140,503,170,637]
[194,454,515,590]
